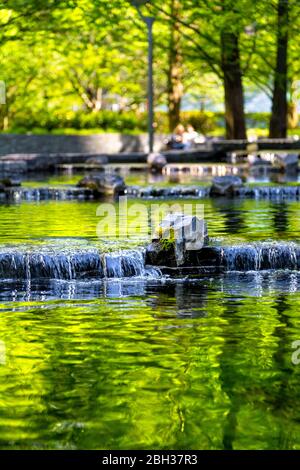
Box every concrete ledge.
[0,133,165,155]
[0,149,225,174]
[0,133,299,157]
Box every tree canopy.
[0,0,299,137]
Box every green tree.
[269,0,289,138]
[167,0,183,131]
[150,0,252,139]
[0,0,78,44]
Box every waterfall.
[2,185,300,201]
[197,242,300,271]
[235,186,300,200]
[103,250,146,277]
[126,185,300,200]
[125,186,210,198]
[0,249,161,281]
[1,187,94,201]
[1,243,299,280]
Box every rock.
[146,239,177,267]
[210,175,243,197]
[77,174,126,196]
[0,160,28,174]
[0,154,50,172]
[184,246,222,267]
[275,153,299,170]
[86,155,109,166]
[147,153,167,173]
[146,213,209,267]
[0,178,22,187]
[0,177,22,192]
[153,213,208,248]
[247,154,272,166]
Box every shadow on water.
[210,198,247,235]
[271,202,290,236]
[218,289,300,450]
[219,300,241,450]
[269,294,300,449]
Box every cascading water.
[125,186,210,198]
[0,187,94,201]
[1,240,300,283]
[209,242,300,271]
[3,184,300,201]
[126,185,300,200]
[103,249,160,278]
[235,186,300,200]
[0,248,161,281]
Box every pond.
[0,174,300,449]
[20,165,300,189]
[0,198,299,247]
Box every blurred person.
[186,124,206,147]
[168,124,187,150]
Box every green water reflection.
[0,282,300,449]
[0,198,299,248]
[0,192,300,449]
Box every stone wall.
[0,133,166,156]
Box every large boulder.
[146,213,209,267]
[147,152,167,173]
[146,239,177,267]
[77,174,126,196]
[210,175,243,197]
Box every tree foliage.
[0,0,299,137]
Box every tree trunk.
[93,88,103,111]
[288,101,298,129]
[221,31,246,139]
[287,79,298,129]
[269,0,289,138]
[167,0,183,132]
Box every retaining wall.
[0,133,166,156]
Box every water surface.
[0,184,300,449]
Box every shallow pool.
[0,191,300,449]
[0,197,299,247]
